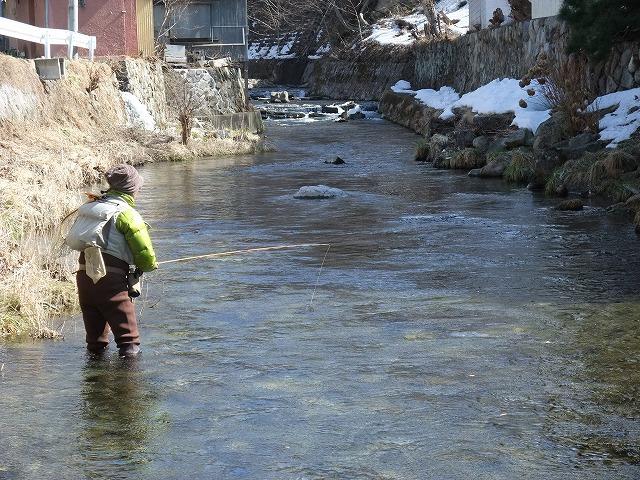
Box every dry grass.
[0,55,265,338]
[503,149,535,184]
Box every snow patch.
[391,80,413,93]
[589,88,640,148]
[439,78,550,133]
[248,34,299,60]
[365,0,469,46]
[294,185,347,200]
[415,87,461,110]
[0,85,39,121]
[121,92,155,131]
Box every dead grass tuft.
[0,54,264,337]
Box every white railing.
[0,17,96,60]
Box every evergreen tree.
[560,0,640,60]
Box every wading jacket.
[67,190,158,272]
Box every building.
[531,0,563,19]
[1,0,154,58]
[153,0,248,61]
[468,0,563,29]
[468,0,512,29]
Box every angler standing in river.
[65,164,158,358]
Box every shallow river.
[1,116,640,479]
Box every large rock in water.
[294,185,346,200]
[270,91,290,103]
[325,156,346,165]
[475,153,512,177]
[379,90,440,137]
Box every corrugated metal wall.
[136,0,155,57]
[531,0,563,19]
[209,0,248,60]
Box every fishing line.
[309,244,331,311]
[157,243,331,265]
[141,243,333,311]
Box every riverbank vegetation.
[0,54,265,338]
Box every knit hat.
[105,164,144,195]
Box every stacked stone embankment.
[306,16,640,101]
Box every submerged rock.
[556,199,584,211]
[294,185,346,199]
[322,105,343,114]
[325,156,346,165]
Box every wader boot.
[119,344,140,358]
[77,252,141,353]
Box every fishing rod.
[157,243,332,266]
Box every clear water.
[1,117,639,479]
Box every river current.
[1,115,639,479]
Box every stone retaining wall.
[414,16,640,95]
[305,16,640,101]
[177,66,247,120]
[115,59,167,128]
[307,46,415,101]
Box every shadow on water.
[543,302,640,464]
[78,356,159,479]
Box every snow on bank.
[394,78,640,147]
[121,92,155,131]
[589,88,640,148]
[249,35,297,60]
[392,79,550,133]
[294,185,347,200]
[365,0,469,45]
[441,78,551,133]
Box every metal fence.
[0,17,96,59]
[208,111,264,134]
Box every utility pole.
[68,0,78,32]
[243,0,250,108]
[67,0,78,59]
[45,0,50,28]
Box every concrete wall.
[469,0,511,28]
[414,16,640,95]
[532,0,563,19]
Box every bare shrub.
[489,8,505,28]
[154,0,195,54]
[509,0,531,22]
[520,53,599,136]
[86,63,103,94]
[164,69,203,145]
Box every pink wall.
[6,0,140,58]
